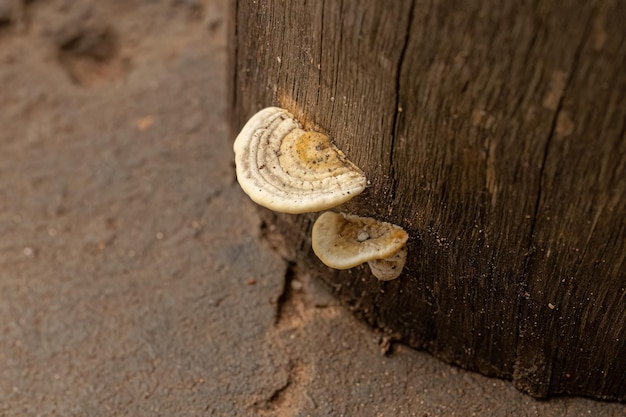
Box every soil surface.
[0,0,625,416]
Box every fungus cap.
[234,107,366,214]
[312,211,409,280]
[367,246,407,281]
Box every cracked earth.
[0,0,625,415]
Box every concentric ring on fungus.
[234,107,367,214]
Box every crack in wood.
[229,0,239,131]
[389,0,415,206]
[316,0,325,107]
[524,13,592,264]
[515,12,595,397]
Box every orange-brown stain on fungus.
[233,107,366,213]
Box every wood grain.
[231,0,626,400]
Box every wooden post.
[230,0,626,400]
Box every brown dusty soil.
[0,0,625,416]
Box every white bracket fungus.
[234,107,367,214]
[312,211,409,281]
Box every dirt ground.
[0,0,625,416]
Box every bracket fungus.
[312,211,409,281]
[233,107,367,214]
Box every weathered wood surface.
[230,0,626,400]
